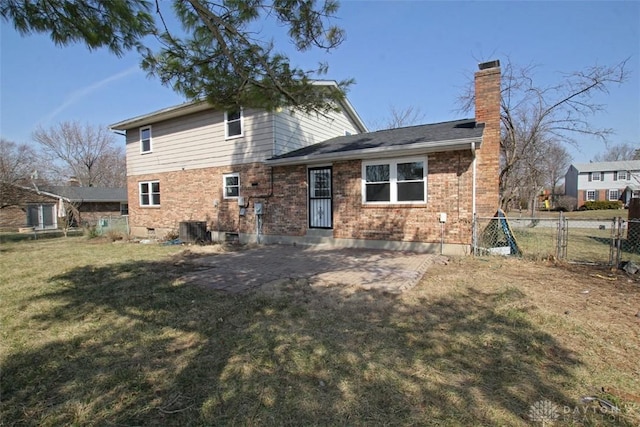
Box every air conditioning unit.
[179,221,208,243]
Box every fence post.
[616,217,623,267]
[556,211,567,260]
[610,217,616,266]
[609,217,623,267]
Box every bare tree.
[459,57,628,211]
[369,105,427,130]
[0,138,39,185]
[385,105,427,129]
[593,142,639,161]
[540,140,572,205]
[32,122,125,187]
[0,138,43,209]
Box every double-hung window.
[617,171,629,181]
[609,189,620,201]
[363,157,426,203]
[139,181,160,206]
[223,173,240,198]
[140,126,152,153]
[590,171,601,181]
[586,190,596,201]
[225,110,243,139]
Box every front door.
[309,167,332,229]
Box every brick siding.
[129,154,476,245]
[128,163,296,238]
[473,65,501,217]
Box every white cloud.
[39,65,140,125]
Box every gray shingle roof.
[268,119,483,163]
[44,186,127,203]
[572,160,640,173]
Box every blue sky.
[1,1,638,164]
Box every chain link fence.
[473,215,561,259]
[96,216,129,236]
[473,213,639,266]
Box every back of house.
[110,63,501,255]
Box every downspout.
[471,141,477,216]
[471,141,477,255]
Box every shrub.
[83,225,100,239]
[554,196,577,212]
[581,200,623,210]
[164,229,180,241]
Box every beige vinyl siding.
[126,108,274,176]
[274,108,360,156]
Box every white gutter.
[265,137,481,167]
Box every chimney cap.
[478,60,500,70]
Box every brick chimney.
[474,60,501,217]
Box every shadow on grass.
[1,254,630,425]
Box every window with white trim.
[609,189,620,201]
[140,126,152,153]
[591,171,601,181]
[225,110,243,138]
[586,190,596,201]
[362,157,426,203]
[223,173,240,198]
[139,181,160,206]
[617,171,629,180]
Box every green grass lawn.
[1,237,639,426]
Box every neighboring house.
[0,183,128,231]
[110,62,501,255]
[565,160,640,208]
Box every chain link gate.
[610,217,640,266]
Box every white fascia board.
[109,100,210,130]
[265,137,481,166]
[340,97,368,133]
